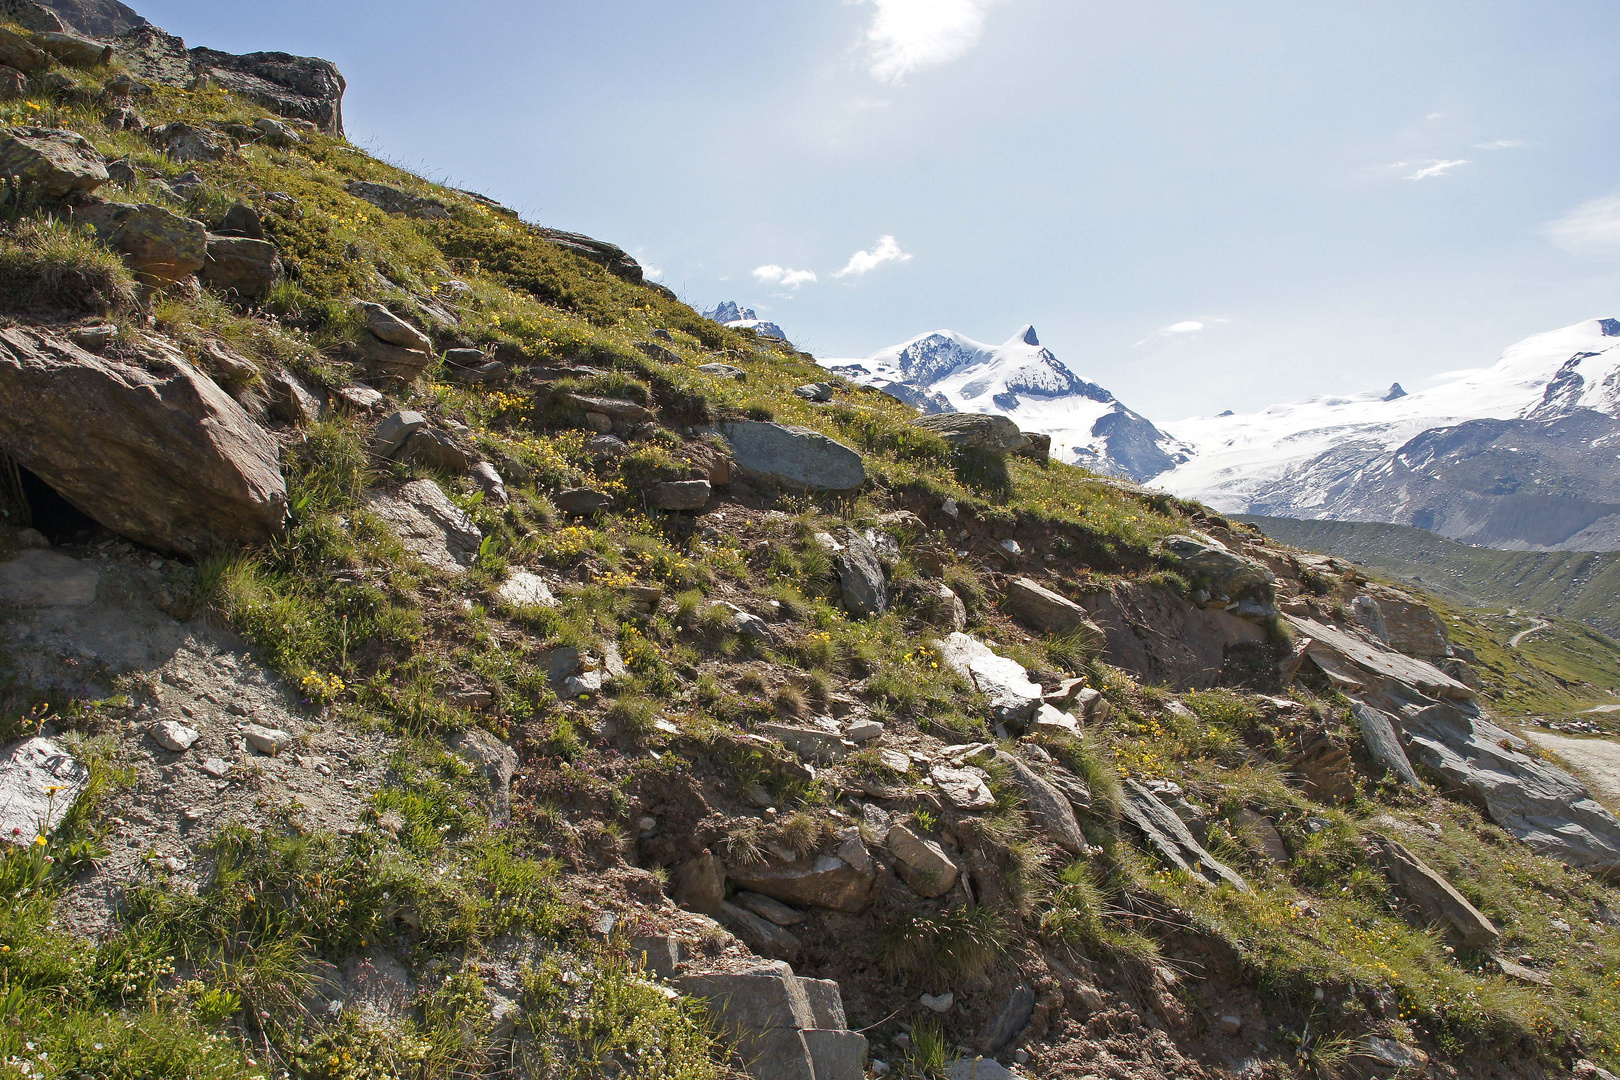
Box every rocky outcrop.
[448,728,518,821]
[721,421,866,492]
[24,0,145,37]
[1160,532,1276,617]
[0,328,287,555]
[1288,616,1474,701]
[0,126,107,196]
[190,47,345,135]
[535,227,644,283]
[677,968,866,1080]
[345,180,450,220]
[829,528,889,618]
[354,301,434,383]
[886,823,959,897]
[1398,701,1620,878]
[1351,703,1421,787]
[1082,580,1266,691]
[970,747,1085,854]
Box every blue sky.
[135,0,1620,419]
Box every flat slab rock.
[1400,701,1620,878]
[937,632,1042,723]
[0,550,98,608]
[0,737,89,843]
[1289,616,1475,701]
[365,478,482,574]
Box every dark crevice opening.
[1,455,102,545]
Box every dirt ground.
[1525,729,1620,813]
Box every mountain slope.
[1160,318,1620,549]
[824,325,1188,481]
[1241,514,1620,638]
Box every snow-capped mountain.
[703,301,786,342]
[822,326,1188,481]
[1157,318,1620,550]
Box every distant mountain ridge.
[822,325,1187,481]
[1158,318,1620,551]
[702,301,786,342]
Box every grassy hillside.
[1241,514,1620,637]
[9,23,1620,1080]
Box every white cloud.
[833,235,913,278]
[1166,320,1205,333]
[1546,194,1620,256]
[1476,139,1526,150]
[1425,112,1443,120]
[752,265,818,289]
[1133,318,1227,347]
[855,0,1007,84]
[1403,159,1470,180]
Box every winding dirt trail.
[1510,618,1552,648]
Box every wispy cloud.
[833,235,912,278]
[1403,159,1470,180]
[854,0,1007,84]
[1133,318,1226,347]
[1475,139,1526,150]
[1546,194,1620,256]
[752,265,818,289]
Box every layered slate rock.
[830,528,889,618]
[345,180,449,220]
[721,421,866,492]
[1399,701,1620,878]
[0,327,287,555]
[1372,834,1500,947]
[969,747,1085,854]
[1120,780,1249,891]
[1351,703,1421,787]
[535,227,645,284]
[1288,616,1475,701]
[364,478,481,575]
[1160,532,1276,617]
[1081,580,1266,691]
[677,968,866,1080]
[201,234,283,299]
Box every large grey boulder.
[1400,701,1620,878]
[0,736,88,843]
[677,970,866,1080]
[915,412,1025,452]
[721,421,866,492]
[760,723,855,764]
[0,2,67,34]
[718,901,802,962]
[648,479,711,511]
[830,529,888,618]
[72,202,206,283]
[727,831,875,913]
[0,126,107,196]
[1081,580,1267,692]
[365,478,481,575]
[0,29,49,74]
[535,227,645,284]
[937,632,1042,724]
[151,121,230,163]
[0,328,287,555]
[1371,835,1500,947]
[356,333,433,383]
[358,301,433,353]
[1004,577,1105,643]
[201,235,283,299]
[1120,780,1248,891]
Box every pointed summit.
[1011,324,1039,346]
[1383,383,1408,401]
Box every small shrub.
[881,904,1007,983]
[0,216,137,314]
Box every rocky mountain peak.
[1011,323,1040,346]
[1384,382,1408,400]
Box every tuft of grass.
[881,904,1007,983]
[0,215,138,315]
